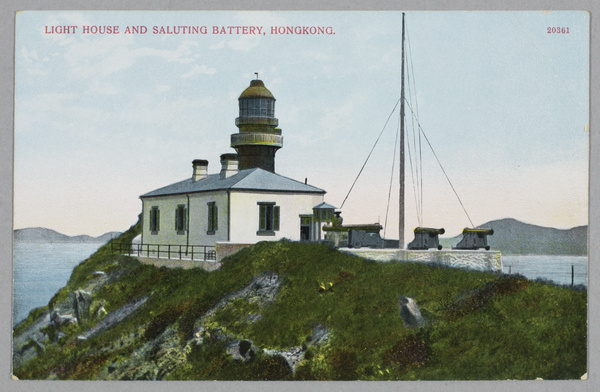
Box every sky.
[13,10,589,237]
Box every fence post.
[571,264,574,287]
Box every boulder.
[71,290,92,322]
[398,296,426,328]
[50,310,78,327]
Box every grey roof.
[140,168,326,198]
[313,202,337,210]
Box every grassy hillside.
[13,232,586,380]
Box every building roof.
[140,168,325,198]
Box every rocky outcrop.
[15,267,333,379]
[13,266,128,367]
[80,297,148,339]
[194,271,281,330]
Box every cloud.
[133,41,199,64]
[181,64,216,79]
[21,47,38,63]
[156,84,171,93]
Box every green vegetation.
[13,235,587,380]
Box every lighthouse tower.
[230,78,283,173]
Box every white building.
[138,79,334,260]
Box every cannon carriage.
[453,228,494,250]
[407,227,445,250]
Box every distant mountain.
[440,218,587,255]
[14,227,121,243]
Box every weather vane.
[255,72,259,79]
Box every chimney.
[220,153,239,179]
[192,159,208,181]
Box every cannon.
[348,230,384,248]
[453,228,494,250]
[407,227,445,250]
[323,223,400,248]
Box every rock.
[264,346,304,372]
[50,310,78,327]
[240,271,281,305]
[72,290,92,322]
[80,297,148,339]
[31,338,45,352]
[398,296,426,328]
[310,324,331,345]
[51,289,92,327]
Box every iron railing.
[111,243,216,261]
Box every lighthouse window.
[150,206,160,234]
[239,98,274,118]
[258,202,280,234]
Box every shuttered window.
[258,202,280,234]
[175,205,186,234]
[207,202,218,234]
[150,206,160,234]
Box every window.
[258,202,280,235]
[150,206,160,234]
[314,208,334,221]
[239,98,274,118]
[175,205,186,234]
[207,202,218,234]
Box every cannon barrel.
[413,227,445,235]
[322,224,382,233]
[461,228,494,235]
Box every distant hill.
[14,227,121,243]
[439,218,587,255]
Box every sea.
[12,243,588,327]
[502,255,588,287]
[13,242,104,327]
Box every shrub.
[328,349,358,380]
[383,333,430,369]
[251,354,292,380]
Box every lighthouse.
[230,78,283,172]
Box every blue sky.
[14,10,589,237]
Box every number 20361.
[547,27,569,33]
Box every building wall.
[141,190,324,247]
[141,195,190,246]
[187,191,230,245]
[141,191,230,247]
[229,191,324,243]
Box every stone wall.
[340,248,502,272]
[215,242,255,262]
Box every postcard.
[10,9,590,384]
